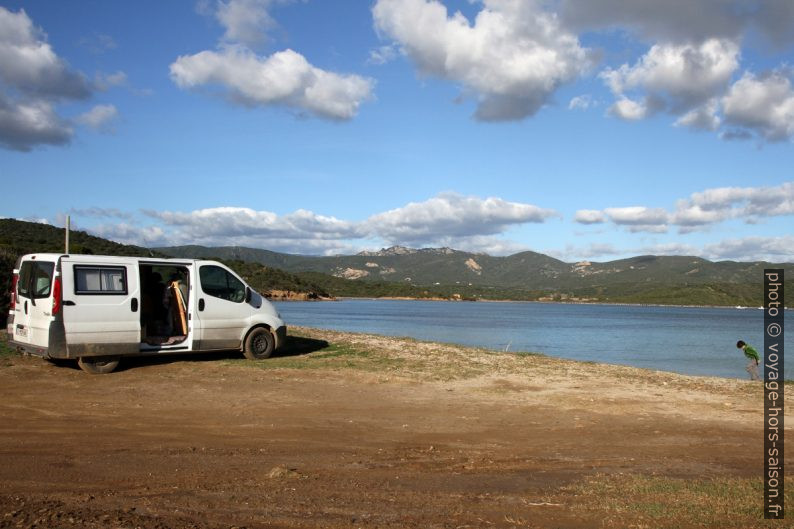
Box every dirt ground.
[0,327,790,529]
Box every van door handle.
[198,299,205,311]
[24,300,28,314]
[63,300,76,306]
[131,298,138,312]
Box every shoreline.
[289,325,790,383]
[290,295,777,311]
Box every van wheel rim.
[253,334,268,353]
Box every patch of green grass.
[564,473,793,528]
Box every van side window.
[74,266,127,295]
[199,265,245,303]
[17,261,55,299]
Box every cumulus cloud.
[69,193,557,255]
[0,7,96,151]
[674,99,721,131]
[171,0,374,120]
[601,38,739,119]
[0,8,91,100]
[673,182,794,227]
[574,209,605,224]
[171,47,373,120]
[0,93,71,151]
[721,69,794,141]
[701,235,794,262]
[584,182,794,233]
[216,0,278,48]
[146,206,365,242]
[76,104,118,131]
[607,97,649,120]
[90,223,168,248]
[367,193,559,245]
[603,206,669,232]
[372,0,594,121]
[573,2,792,142]
[558,0,794,46]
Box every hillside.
[159,243,793,306]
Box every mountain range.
[157,244,793,305]
[0,218,790,312]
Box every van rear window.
[17,261,55,299]
[74,266,127,294]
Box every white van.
[6,253,287,374]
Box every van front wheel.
[78,356,120,374]
[244,328,275,360]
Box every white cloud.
[0,94,71,151]
[368,44,398,65]
[76,104,118,131]
[558,0,794,47]
[367,192,559,245]
[701,235,794,262]
[601,38,739,118]
[584,182,794,233]
[568,94,592,110]
[721,70,794,141]
[372,0,593,121]
[673,182,794,226]
[146,206,365,243]
[0,7,91,99]
[171,47,374,120]
[71,193,557,255]
[574,209,605,224]
[604,206,669,232]
[90,223,168,248]
[0,7,97,150]
[674,99,720,131]
[607,97,648,120]
[216,0,277,48]
[171,2,374,120]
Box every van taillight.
[52,277,62,315]
[9,274,17,310]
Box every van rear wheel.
[78,356,120,374]
[244,328,275,360]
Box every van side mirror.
[245,286,252,303]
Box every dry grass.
[561,473,793,528]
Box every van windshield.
[18,261,55,299]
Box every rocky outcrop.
[264,290,334,301]
[334,267,370,280]
[465,258,482,275]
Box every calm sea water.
[273,299,791,380]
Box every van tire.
[243,328,275,360]
[78,356,120,374]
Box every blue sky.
[1,0,793,262]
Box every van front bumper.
[275,325,287,349]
